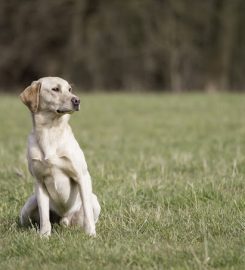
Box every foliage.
[1,0,245,91]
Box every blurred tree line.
[0,0,245,91]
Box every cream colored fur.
[19,77,100,237]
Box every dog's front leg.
[36,182,51,237]
[77,171,96,236]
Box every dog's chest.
[31,152,76,180]
[28,129,86,181]
[31,158,53,178]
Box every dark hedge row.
[0,0,245,91]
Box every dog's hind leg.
[20,194,39,226]
[70,193,101,227]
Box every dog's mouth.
[56,105,80,114]
[56,109,74,114]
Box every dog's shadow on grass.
[15,211,63,233]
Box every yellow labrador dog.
[19,77,100,237]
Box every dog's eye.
[51,87,59,92]
[69,88,72,92]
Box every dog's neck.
[32,111,70,129]
[32,111,71,160]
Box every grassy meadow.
[0,93,245,269]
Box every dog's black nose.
[71,97,80,106]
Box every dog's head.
[20,77,80,115]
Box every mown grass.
[0,93,245,270]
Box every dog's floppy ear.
[20,82,41,113]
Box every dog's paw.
[60,217,70,227]
[84,223,96,237]
[39,223,51,238]
[86,229,96,237]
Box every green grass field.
[0,93,245,269]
